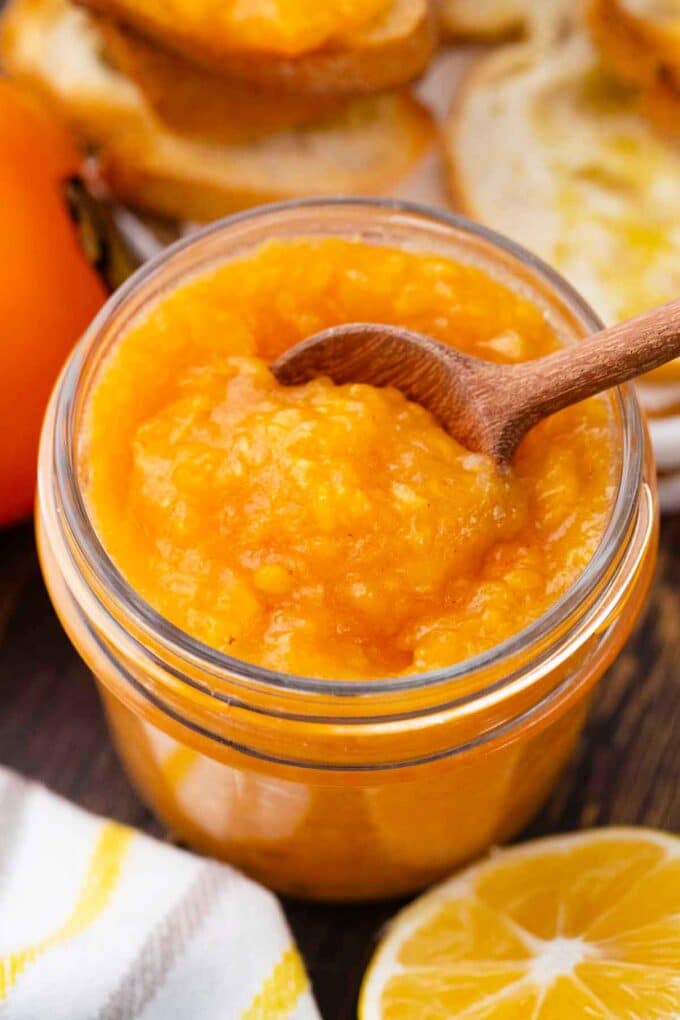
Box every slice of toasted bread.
[73,0,437,95]
[1,0,435,222]
[447,30,680,380]
[103,92,435,223]
[100,19,351,144]
[588,0,680,88]
[1,0,145,139]
[438,0,526,40]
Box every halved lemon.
[359,828,680,1019]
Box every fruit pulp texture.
[83,238,616,681]
[360,829,680,1017]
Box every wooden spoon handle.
[504,297,680,429]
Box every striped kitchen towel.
[0,766,320,1020]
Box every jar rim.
[49,197,645,702]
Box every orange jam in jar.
[38,201,658,899]
[84,238,616,678]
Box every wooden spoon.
[271,300,680,463]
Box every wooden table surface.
[1,513,679,1019]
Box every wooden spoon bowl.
[272,300,680,463]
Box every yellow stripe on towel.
[0,821,133,1000]
[240,945,309,1020]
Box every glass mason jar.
[37,199,658,901]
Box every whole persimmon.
[0,80,106,527]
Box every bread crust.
[587,0,680,147]
[643,65,680,138]
[74,0,437,95]
[444,43,529,214]
[98,94,435,221]
[587,0,680,87]
[101,19,351,144]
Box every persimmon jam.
[82,238,616,679]
[119,0,391,57]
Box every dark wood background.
[0,513,678,1018]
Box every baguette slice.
[447,31,680,382]
[588,0,680,88]
[100,19,351,144]
[1,0,435,223]
[74,0,437,95]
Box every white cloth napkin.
[0,766,321,1020]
